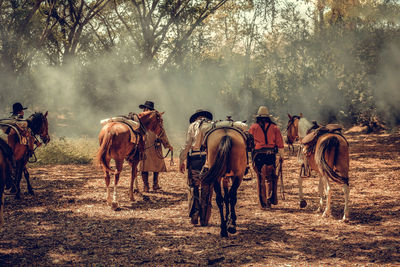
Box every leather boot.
[257,166,269,209]
[266,166,278,205]
[152,172,161,191]
[141,172,150,192]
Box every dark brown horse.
[0,139,14,227]
[8,112,50,199]
[96,110,170,210]
[287,114,350,221]
[202,128,247,237]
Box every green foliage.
[30,137,98,166]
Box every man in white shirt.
[179,109,213,226]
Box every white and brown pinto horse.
[7,112,50,199]
[287,114,350,221]
[96,110,170,210]
[202,127,247,237]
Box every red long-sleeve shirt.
[249,123,284,150]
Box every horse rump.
[203,135,232,185]
[315,135,349,185]
[96,130,113,172]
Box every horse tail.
[96,130,113,173]
[204,135,232,185]
[315,135,349,185]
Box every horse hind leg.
[316,176,324,213]
[298,172,307,208]
[342,183,350,222]
[322,176,332,218]
[23,168,34,196]
[111,160,123,210]
[214,179,228,237]
[104,171,112,205]
[227,177,240,234]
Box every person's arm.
[179,124,194,173]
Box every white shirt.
[179,118,210,164]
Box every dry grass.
[0,131,399,266]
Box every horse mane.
[27,112,44,135]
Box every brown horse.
[96,110,170,210]
[0,139,14,227]
[287,114,350,221]
[8,112,50,199]
[202,127,247,237]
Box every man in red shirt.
[249,106,284,209]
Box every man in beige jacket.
[139,101,173,192]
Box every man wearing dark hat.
[10,102,27,119]
[139,101,173,192]
[249,106,284,209]
[179,109,213,226]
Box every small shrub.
[30,137,98,165]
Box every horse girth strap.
[201,126,247,150]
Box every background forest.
[1,0,399,139]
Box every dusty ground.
[0,131,399,266]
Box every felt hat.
[139,100,155,110]
[11,102,27,114]
[189,109,213,123]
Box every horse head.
[286,113,300,145]
[138,110,165,138]
[28,111,50,144]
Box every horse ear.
[45,111,48,117]
[288,113,292,120]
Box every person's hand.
[180,163,186,173]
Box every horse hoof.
[227,226,236,234]
[111,202,119,210]
[322,212,330,218]
[300,199,307,208]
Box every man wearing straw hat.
[249,106,284,209]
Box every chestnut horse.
[96,110,169,210]
[287,114,350,221]
[8,112,50,199]
[202,127,247,237]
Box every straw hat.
[256,106,269,117]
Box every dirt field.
[1,131,399,266]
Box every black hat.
[11,102,27,114]
[139,101,155,110]
[189,109,213,123]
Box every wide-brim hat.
[11,102,27,114]
[256,106,269,117]
[189,109,213,123]
[139,100,154,110]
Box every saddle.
[201,120,249,150]
[302,123,343,154]
[0,119,29,145]
[100,116,141,143]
